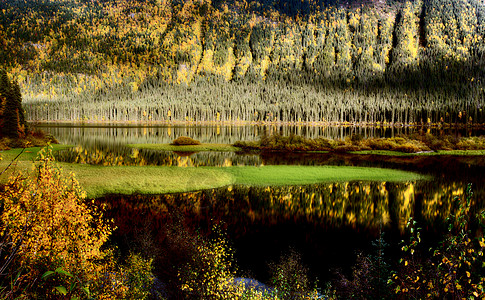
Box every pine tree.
[12,80,26,135]
[0,69,11,138]
[0,69,27,139]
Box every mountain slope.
[1,0,484,124]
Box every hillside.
[1,0,485,124]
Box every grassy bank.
[0,146,427,198]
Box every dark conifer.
[0,69,27,139]
[0,69,11,137]
[12,80,26,132]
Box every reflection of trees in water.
[97,181,482,244]
[37,124,485,146]
[95,180,485,286]
[56,143,262,166]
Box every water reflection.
[56,143,262,166]
[98,181,481,240]
[35,123,485,145]
[97,180,481,282]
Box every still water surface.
[36,122,485,144]
[36,124,485,283]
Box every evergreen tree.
[12,80,26,135]
[0,69,11,137]
[0,69,27,139]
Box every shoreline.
[27,119,485,129]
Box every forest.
[1,0,484,123]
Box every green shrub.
[456,137,485,150]
[334,144,360,152]
[362,137,429,153]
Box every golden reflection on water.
[58,145,262,167]
[421,183,465,223]
[99,181,476,237]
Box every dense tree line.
[1,0,485,123]
[0,69,27,138]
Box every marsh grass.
[53,165,428,198]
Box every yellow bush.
[0,146,113,297]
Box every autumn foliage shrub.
[178,227,241,299]
[2,146,109,264]
[0,146,149,299]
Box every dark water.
[97,179,483,284]
[34,124,485,285]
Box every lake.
[35,123,485,285]
[34,122,485,145]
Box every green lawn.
[1,145,429,198]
